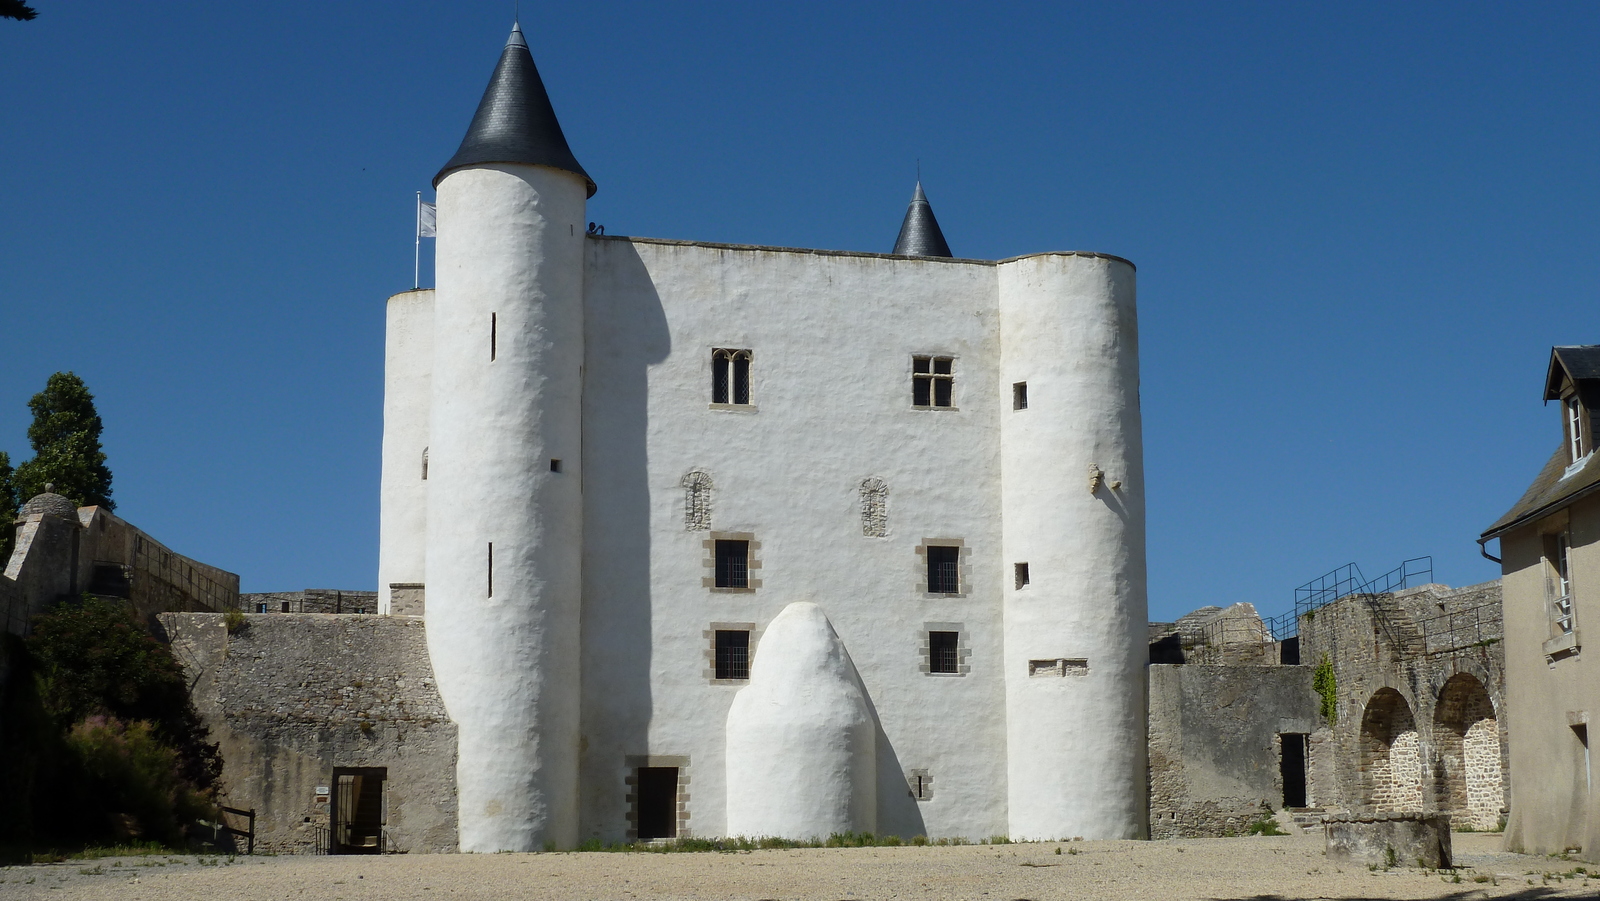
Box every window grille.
[927,545,960,594]
[715,630,751,680]
[929,631,959,674]
[712,349,753,405]
[715,540,749,589]
[913,356,954,407]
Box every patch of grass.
[1246,817,1287,836]
[75,866,104,876]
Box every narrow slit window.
[715,630,751,680]
[421,447,429,480]
[1013,382,1028,410]
[712,349,753,405]
[715,540,749,589]
[1014,562,1030,590]
[1570,396,1586,462]
[913,355,955,408]
[490,313,497,361]
[487,542,494,598]
[929,631,959,674]
[926,545,960,594]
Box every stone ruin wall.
[240,589,381,615]
[1297,581,1507,829]
[158,613,457,854]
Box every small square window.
[912,355,955,408]
[256,603,267,613]
[1014,562,1030,590]
[550,458,563,473]
[1013,382,1028,410]
[715,630,751,680]
[927,545,960,594]
[715,540,749,589]
[929,631,959,674]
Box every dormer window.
[1568,394,1587,463]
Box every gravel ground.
[0,834,1593,901]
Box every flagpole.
[414,191,422,290]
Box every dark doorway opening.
[1280,734,1308,808]
[1279,636,1301,665]
[636,767,679,840]
[331,767,386,854]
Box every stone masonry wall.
[240,590,381,614]
[158,613,457,853]
[1147,664,1320,838]
[1297,582,1507,828]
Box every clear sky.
[2,2,1596,622]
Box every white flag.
[418,200,437,238]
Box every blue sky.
[2,2,1595,621]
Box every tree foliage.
[0,1,38,21]
[0,450,15,562]
[13,372,114,511]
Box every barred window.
[716,540,749,589]
[913,355,954,408]
[929,631,959,674]
[715,630,751,681]
[713,349,753,405]
[927,545,960,594]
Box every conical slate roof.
[434,23,596,195]
[891,182,952,257]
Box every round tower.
[996,252,1147,840]
[425,22,595,852]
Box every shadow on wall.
[579,239,670,842]
[871,712,928,838]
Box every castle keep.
[376,22,1149,850]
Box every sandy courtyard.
[0,834,1593,901]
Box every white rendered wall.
[378,289,433,615]
[997,253,1147,840]
[427,163,587,851]
[579,239,1010,842]
[725,602,877,838]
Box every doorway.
[1280,734,1308,808]
[635,767,679,840]
[331,767,386,854]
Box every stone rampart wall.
[1147,664,1319,838]
[158,613,457,854]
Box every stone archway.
[1433,673,1502,830]
[1361,688,1422,811]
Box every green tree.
[13,372,114,511]
[0,450,15,562]
[0,1,37,21]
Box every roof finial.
[507,17,526,49]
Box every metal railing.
[1264,557,1433,642]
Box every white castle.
[378,23,1149,852]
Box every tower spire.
[434,23,595,195]
[892,180,952,257]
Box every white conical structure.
[424,24,591,852]
[725,602,877,839]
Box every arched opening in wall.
[1433,672,1502,830]
[1360,688,1422,812]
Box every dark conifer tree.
[14,372,115,510]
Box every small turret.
[434,22,596,196]
[892,182,952,257]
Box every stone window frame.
[906,767,934,802]
[915,539,970,598]
[911,354,958,410]
[919,621,970,676]
[704,622,762,685]
[703,531,762,592]
[623,755,690,841]
[710,348,757,411]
